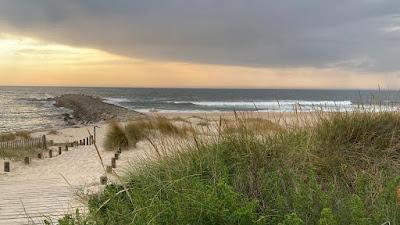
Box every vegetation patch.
[103,121,129,150]
[65,112,400,224]
[0,147,42,160]
[104,117,195,150]
[0,131,31,142]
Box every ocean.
[1,86,400,133]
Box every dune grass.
[104,117,195,150]
[0,131,38,160]
[103,121,129,150]
[0,147,42,160]
[0,131,31,142]
[61,111,400,225]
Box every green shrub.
[318,208,337,225]
[278,213,304,225]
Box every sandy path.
[0,123,152,225]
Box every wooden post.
[4,162,10,172]
[65,145,69,151]
[24,157,31,165]
[49,149,53,158]
[111,157,116,168]
[106,166,113,173]
[42,135,47,150]
[58,146,62,155]
[100,176,108,185]
[38,153,43,159]
[86,137,89,145]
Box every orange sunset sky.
[1,1,399,89]
[0,35,398,89]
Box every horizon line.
[0,84,397,92]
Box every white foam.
[171,100,353,108]
[103,97,131,108]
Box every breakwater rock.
[52,94,142,124]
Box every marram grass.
[61,112,400,225]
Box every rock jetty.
[52,94,141,124]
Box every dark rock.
[53,94,142,124]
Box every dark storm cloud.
[0,0,399,71]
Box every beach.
[1,93,399,224]
[0,106,300,224]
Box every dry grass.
[104,117,195,151]
[47,130,59,135]
[171,116,191,124]
[0,131,31,142]
[0,147,42,160]
[221,116,283,135]
[103,121,128,150]
[197,121,210,126]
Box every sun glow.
[0,34,132,66]
[0,34,398,89]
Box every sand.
[0,121,154,224]
[0,111,310,224]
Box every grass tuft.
[104,117,195,151]
[103,121,128,150]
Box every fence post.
[24,157,31,165]
[106,166,113,173]
[38,153,43,159]
[4,162,10,172]
[100,176,107,185]
[42,135,47,150]
[111,157,116,168]
[58,147,62,155]
[49,149,53,158]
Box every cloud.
[0,0,400,71]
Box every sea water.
[1,86,399,132]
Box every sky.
[0,0,400,89]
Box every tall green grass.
[61,112,400,225]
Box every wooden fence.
[0,135,48,150]
[0,134,95,150]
